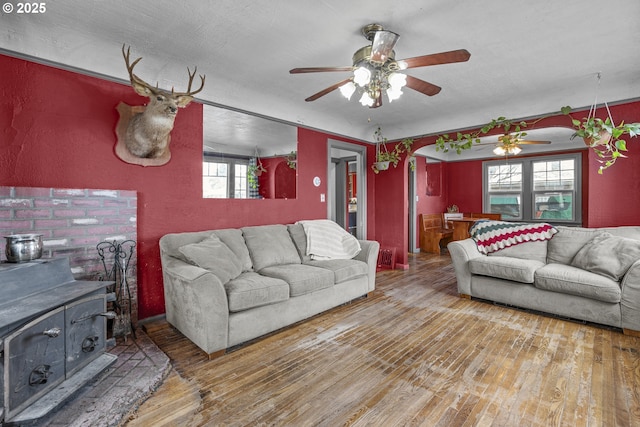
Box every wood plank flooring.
[125,253,640,426]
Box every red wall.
[0,54,367,319]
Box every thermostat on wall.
[313,176,321,187]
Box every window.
[203,156,251,198]
[483,153,582,224]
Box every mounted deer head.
[117,45,205,162]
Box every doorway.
[327,140,367,240]
[408,163,418,253]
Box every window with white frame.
[483,153,582,224]
[203,156,250,198]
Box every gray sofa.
[448,225,640,335]
[159,223,380,358]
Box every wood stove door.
[4,306,66,420]
[65,294,107,378]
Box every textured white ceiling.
[2,0,639,155]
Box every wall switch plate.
[320,193,325,202]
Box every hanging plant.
[286,151,297,169]
[565,107,640,173]
[248,147,267,189]
[372,127,414,174]
[247,162,266,189]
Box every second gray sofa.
[448,224,640,335]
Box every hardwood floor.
[125,253,640,426]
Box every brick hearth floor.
[31,328,170,427]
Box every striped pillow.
[469,220,558,255]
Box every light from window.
[234,164,248,199]
[203,161,229,198]
[533,159,575,191]
[487,164,522,191]
[483,154,581,224]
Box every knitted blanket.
[297,219,361,260]
[469,220,558,254]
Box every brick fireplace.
[0,186,138,324]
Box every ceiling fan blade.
[517,140,552,145]
[370,30,400,64]
[399,49,471,69]
[290,66,353,74]
[304,78,353,102]
[405,75,442,96]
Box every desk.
[449,217,487,240]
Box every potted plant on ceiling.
[372,127,415,173]
[564,106,640,173]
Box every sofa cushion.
[178,235,243,284]
[603,226,640,241]
[469,220,557,255]
[259,264,335,296]
[242,225,301,271]
[213,228,253,272]
[469,256,544,284]
[547,226,604,265]
[305,259,368,284]
[487,240,548,263]
[224,272,290,312]
[571,232,640,281]
[288,223,311,263]
[534,263,621,303]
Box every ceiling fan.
[289,23,471,108]
[479,134,551,156]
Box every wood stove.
[0,257,117,425]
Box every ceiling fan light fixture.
[339,81,356,100]
[386,86,403,102]
[359,92,375,107]
[493,145,522,156]
[388,72,407,89]
[353,66,371,86]
[493,146,506,156]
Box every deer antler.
[172,67,206,97]
[122,44,205,97]
[122,44,156,92]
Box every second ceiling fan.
[481,134,552,156]
[289,23,471,108]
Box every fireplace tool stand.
[97,240,136,341]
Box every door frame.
[327,139,367,240]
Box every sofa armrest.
[620,260,640,332]
[447,238,484,296]
[162,257,230,355]
[355,239,380,292]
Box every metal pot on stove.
[4,234,44,262]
